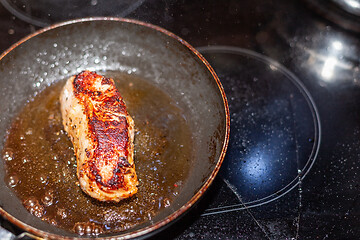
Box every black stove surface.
[1,0,360,239]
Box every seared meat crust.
[60,70,138,202]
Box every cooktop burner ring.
[198,46,321,213]
[0,0,145,27]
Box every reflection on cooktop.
[303,0,360,32]
[0,0,145,27]
[198,46,321,213]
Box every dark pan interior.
[0,18,228,238]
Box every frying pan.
[0,18,229,239]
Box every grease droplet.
[23,197,44,218]
[74,222,103,236]
[3,149,14,161]
[41,189,54,206]
[7,174,19,187]
[39,174,48,184]
[74,223,85,235]
[57,208,67,219]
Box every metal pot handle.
[16,232,45,240]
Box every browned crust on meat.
[72,71,136,191]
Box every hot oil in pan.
[2,71,193,235]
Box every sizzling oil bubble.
[41,189,54,206]
[50,219,57,226]
[6,174,19,187]
[93,226,102,236]
[23,197,37,208]
[74,223,85,235]
[23,197,44,218]
[25,128,33,135]
[3,148,14,161]
[74,222,102,236]
[39,174,48,184]
[163,198,171,208]
[57,208,68,219]
[85,225,92,235]
[42,217,57,226]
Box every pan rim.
[0,17,230,240]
